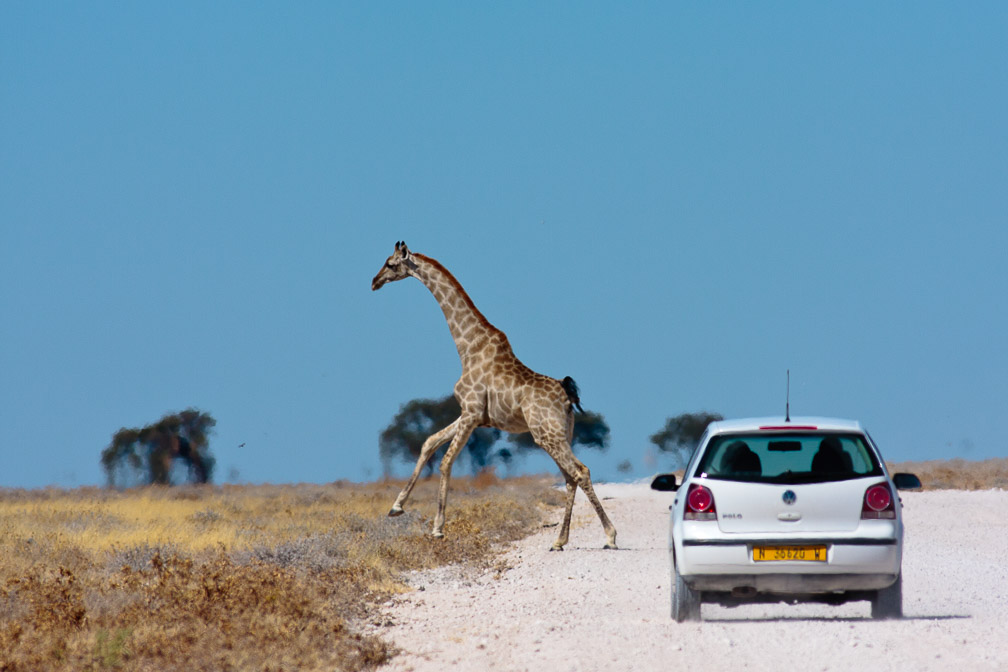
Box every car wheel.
[871,572,902,619]
[672,558,701,622]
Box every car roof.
[706,416,864,435]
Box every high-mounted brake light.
[759,425,818,431]
[684,483,717,521]
[861,483,896,519]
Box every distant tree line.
[101,409,216,488]
[99,404,719,489]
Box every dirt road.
[372,483,1008,671]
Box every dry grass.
[0,474,563,672]
[888,457,1008,491]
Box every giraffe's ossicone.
[371,241,617,550]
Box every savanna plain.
[2,459,1006,672]
[0,474,560,671]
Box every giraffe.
[371,241,617,550]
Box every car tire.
[871,572,902,619]
[672,559,701,622]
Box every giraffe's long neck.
[412,254,498,361]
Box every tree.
[650,411,723,468]
[102,409,216,488]
[379,395,611,476]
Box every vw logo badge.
[782,490,797,505]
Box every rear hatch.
[692,429,887,534]
[707,478,873,534]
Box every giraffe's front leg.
[551,475,577,551]
[431,417,478,538]
[389,420,458,517]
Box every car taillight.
[861,483,896,519]
[684,483,717,521]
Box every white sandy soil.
[370,483,1008,672]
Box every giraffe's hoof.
[387,506,405,517]
[549,544,565,552]
[431,530,445,539]
[603,543,618,550]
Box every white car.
[650,417,921,621]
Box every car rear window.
[694,432,884,484]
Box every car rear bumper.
[684,571,899,593]
[675,536,902,594]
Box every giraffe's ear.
[399,242,410,257]
[394,241,401,251]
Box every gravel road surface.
[372,483,1008,671]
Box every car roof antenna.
[785,369,791,422]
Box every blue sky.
[2,4,1005,488]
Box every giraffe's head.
[371,241,418,290]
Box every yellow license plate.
[753,545,827,562]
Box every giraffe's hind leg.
[388,420,458,517]
[539,435,618,550]
[551,473,577,551]
[573,459,618,550]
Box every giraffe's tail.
[561,376,584,414]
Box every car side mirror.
[650,473,679,492]
[892,472,922,490]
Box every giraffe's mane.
[414,253,498,333]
